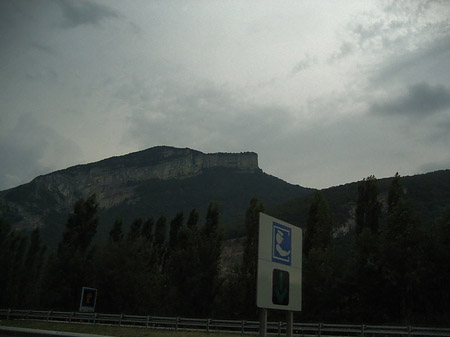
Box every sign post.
[257,213,302,337]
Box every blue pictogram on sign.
[272,222,292,266]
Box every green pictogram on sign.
[272,269,289,305]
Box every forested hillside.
[1,172,449,326]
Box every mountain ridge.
[0,146,312,245]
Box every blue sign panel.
[272,222,292,266]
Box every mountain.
[0,146,314,246]
[2,145,449,250]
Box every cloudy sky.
[1,0,450,190]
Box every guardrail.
[1,309,449,337]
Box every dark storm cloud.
[370,82,450,117]
[117,76,294,153]
[58,0,119,28]
[0,114,81,190]
[370,36,450,86]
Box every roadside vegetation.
[1,173,450,326]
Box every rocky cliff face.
[37,147,259,206]
[0,146,262,229]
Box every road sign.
[79,287,97,312]
[257,213,302,311]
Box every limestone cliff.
[0,147,264,230]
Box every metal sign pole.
[286,311,293,337]
[260,308,267,337]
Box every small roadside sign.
[79,287,97,312]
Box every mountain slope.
[270,169,450,235]
[0,146,314,246]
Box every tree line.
[1,173,449,325]
[301,174,450,326]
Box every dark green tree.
[388,172,403,212]
[352,176,383,322]
[187,209,199,229]
[169,211,184,250]
[19,228,46,308]
[0,220,27,308]
[303,191,333,257]
[165,209,202,316]
[432,200,450,323]
[154,216,167,269]
[0,219,10,307]
[355,175,382,234]
[302,191,338,321]
[141,217,154,243]
[42,194,99,310]
[381,174,429,323]
[198,202,222,316]
[109,218,124,243]
[127,218,143,242]
[241,197,264,318]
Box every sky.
[1,0,450,190]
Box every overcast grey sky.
[1,0,450,190]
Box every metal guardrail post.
[3,308,450,337]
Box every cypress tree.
[42,194,99,310]
[169,211,184,250]
[355,175,382,234]
[303,191,333,257]
[109,218,124,243]
[241,197,264,318]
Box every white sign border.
[256,213,302,311]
